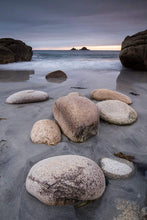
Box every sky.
[0,0,147,50]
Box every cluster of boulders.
[5,86,138,206]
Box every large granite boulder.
[119,30,147,70]
[26,155,105,206]
[53,92,99,142]
[0,38,33,64]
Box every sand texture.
[0,68,147,220]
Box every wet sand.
[0,68,147,220]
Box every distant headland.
[71,47,89,51]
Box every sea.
[0,50,121,84]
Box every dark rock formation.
[0,38,33,64]
[80,47,89,51]
[46,70,67,83]
[119,30,147,70]
[71,47,77,51]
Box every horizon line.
[33,45,121,51]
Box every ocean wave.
[0,58,121,72]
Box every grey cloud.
[0,0,147,48]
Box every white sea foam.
[0,59,121,72]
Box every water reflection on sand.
[116,68,147,93]
[0,69,34,82]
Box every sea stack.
[71,47,77,51]
[80,47,89,51]
[119,29,147,70]
[0,38,33,64]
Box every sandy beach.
[0,64,147,220]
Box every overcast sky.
[0,0,147,49]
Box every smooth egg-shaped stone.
[26,155,105,206]
[46,70,67,83]
[97,100,137,125]
[90,89,132,104]
[31,119,61,146]
[6,90,49,104]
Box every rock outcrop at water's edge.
[119,30,147,70]
[0,38,33,64]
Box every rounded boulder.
[46,70,67,83]
[99,157,134,179]
[26,155,105,206]
[53,92,99,142]
[97,100,137,125]
[31,119,61,146]
[90,89,132,104]
[6,90,49,104]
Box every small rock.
[99,157,134,179]
[26,155,105,206]
[97,100,137,125]
[90,89,132,104]
[53,92,99,142]
[46,70,67,83]
[140,207,147,220]
[6,90,49,104]
[31,119,61,146]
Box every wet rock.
[119,29,147,70]
[31,119,61,146]
[90,89,132,104]
[0,38,33,64]
[46,70,67,83]
[53,92,99,142]
[6,90,49,104]
[97,100,137,125]
[140,207,147,220]
[99,157,134,179]
[26,155,105,206]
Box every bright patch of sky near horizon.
[0,0,146,50]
